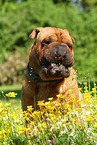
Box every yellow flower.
[72,117,78,120]
[71,96,76,102]
[45,113,48,117]
[19,131,25,134]
[83,82,87,85]
[27,105,34,112]
[0,108,4,113]
[49,114,54,117]
[56,94,62,98]
[66,104,71,109]
[28,140,31,144]
[65,123,71,126]
[0,131,3,135]
[19,127,26,132]
[77,99,83,103]
[5,103,11,107]
[11,92,17,97]
[4,129,10,134]
[83,87,88,90]
[10,112,17,118]
[44,101,51,106]
[81,104,86,108]
[46,106,51,110]
[94,124,97,128]
[33,111,40,117]
[94,103,97,106]
[78,88,82,91]
[93,111,97,115]
[71,96,76,99]
[5,93,10,97]
[94,97,97,100]
[51,106,55,110]
[6,92,17,98]
[92,88,96,91]
[0,103,4,108]
[16,120,21,124]
[86,99,92,104]
[26,127,31,131]
[48,97,53,101]
[40,123,46,128]
[85,118,91,122]
[61,95,66,99]
[37,100,45,106]
[61,118,67,123]
[55,103,61,107]
[68,89,73,93]
[15,107,19,111]
[30,121,34,127]
[78,123,81,126]
[76,108,82,113]
[2,113,7,117]
[51,116,56,121]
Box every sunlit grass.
[0,82,97,145]
[0,84,22,92]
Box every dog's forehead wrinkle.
[38,28,72,44]
[39,28,55,40]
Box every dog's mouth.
[41,62,72,78]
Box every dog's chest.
[35,81,67,101]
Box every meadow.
[0,1,97,144]
[0,82,97,145]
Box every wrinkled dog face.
[29,27,75,80]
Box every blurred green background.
[0,0,97,88]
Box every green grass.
[0,84,22,93]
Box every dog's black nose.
[54,45,67,60]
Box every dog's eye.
[41,39,50,47]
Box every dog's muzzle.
[40,44,74,78]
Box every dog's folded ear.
[29,27,43,39]
[64,29,75,43]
